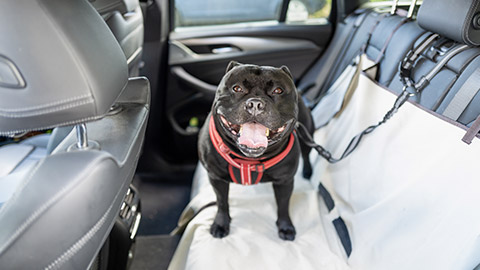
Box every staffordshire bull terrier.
[198,61,314,241]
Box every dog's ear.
[226,60,241,73]
[280,65,293,80]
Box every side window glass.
[174,0,283,28]
[286,0,331,24]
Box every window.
[286,0,330,24]
[174,0,330,29]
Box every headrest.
[0,0,128,136]
[89,0,139,15]
[417,0,480,46]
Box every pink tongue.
[238,122,268,148]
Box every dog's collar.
[209,115,295,185]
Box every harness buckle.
[219,142,230,154]
[255,163,265,173]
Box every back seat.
[170,0,480,269]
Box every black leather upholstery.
[0,0,128,136]
[91,0,145,76]
[0,0,150,268]
[90,0,139,14]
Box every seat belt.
[317,10,372,92]
[362,16,410,80]
[306,12,387,110]
[301,10,371,106]
[441,67,480,121]
[310,15,410,128]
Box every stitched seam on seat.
[6,145,36,176]
[0,155,111,255]
[44,202,114,270]
[0,115,102,136]
[0,159,44,222]
[38,1,97,116]
[0,99,94,118]
[0,94,92,113]
[127,46,142,65]
[464,1,480,45]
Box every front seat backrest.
[0,0,128,135]
[0,0,150,269]
[90,0,145,76]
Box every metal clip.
[402,85,417,97]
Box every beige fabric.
[312,73,480,270]
[312,55,361,128]
[360,53,378,80]
[170,73,480,270]
[169,166,349,270]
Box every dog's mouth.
[219,115,290,157]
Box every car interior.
[1,0,480,269]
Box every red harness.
[209,116,295,185]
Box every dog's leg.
[298,97,314,179]
[299,139,313,179]
[273,182,296,241]
[210,178,231,238]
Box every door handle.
[171,66,217,97]
[211,46,240,54]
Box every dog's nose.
[245,98,265,115]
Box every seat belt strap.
[302,10,371,106]
[442,67,480,120]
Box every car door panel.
[154,21,333,165]
[170,36,322,84]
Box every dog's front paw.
[276,220,296,241]
[210,222,230,238]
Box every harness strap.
[209,116,295,185]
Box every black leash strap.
[297,35,468,164]
[297,89,411,163]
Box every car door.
[140,0,335,171]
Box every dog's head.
[213,61,298,158]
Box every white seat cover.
[170,73,480,270]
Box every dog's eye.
[272,87,283,95]
[232,85,243,92]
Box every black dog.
[198,61,314,241]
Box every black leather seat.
[91,0,145,76]
[0,0,150,268]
